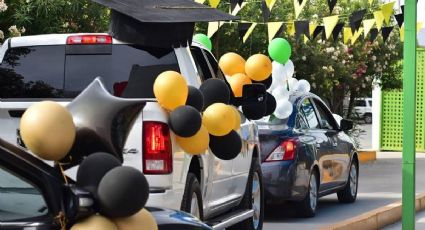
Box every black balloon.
[97,166,149,218]
[186,86,204,112]
[252,76,272,90]
[265,93,277,116]
[242,104,267,120]
[169,105,202,137]
[199,79,230,109]
[76,152,121,194]
[209,131,242,160]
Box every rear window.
[0,45,179,99]
[354,100,366,107]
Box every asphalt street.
[263,124,425,230]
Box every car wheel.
[228,158,264,230]
[364,114,372,124]
[337,160,359,203]
[181,173,203,220]
[298,171,318,218]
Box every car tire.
[228,158,264,230]
[364,114,372,124]
[297,171,318,218]
[181,173,204,220]
[337,160,359,203]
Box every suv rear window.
[354,100,366,107]
[0,45,179,99]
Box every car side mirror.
[242,83,266,106]
[340,119,353,132]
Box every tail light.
[265,139,297,162]
[67,35,112,45]
[143,122,172,174]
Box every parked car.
[0,34,264,229]
[257,91,359,217]
[353,98,372,124]
[0,138,212,230]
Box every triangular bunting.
[265,0,277,10]
[261,1,271,22]
[394,13,404,27]
[287,21,296,36]
[332,23,344,41]
[231,2,247,15]
[363,19,376,38]
[268,22,284,42]
[349,9,366,33]
[381,2,395,24]
[327,0,337,14]
[312,26,324,40]
[400,22,424,42]
[208,21,222,38]
[242,23,257,43]
[381,26,393,42]
[369,28,379,42]
[373,11,385,31]
[294,0,307,19]
[295,20,310,40]
[195,0,206,4]
[343,27,353,44]
[323,15,339,39]
[351,27,363,45]
[309,22,318,36]
[230,0,238,11]
[238,22,251,41]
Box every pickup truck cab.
[0,33,264,230]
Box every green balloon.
[268,38,292,64]
[193,33,212,51]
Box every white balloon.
[287,78,298,91]
[274,99,293,119]
[284,60,295,78]
[272,86,289,101]
[295,79,311,92]
[270,61,286,92]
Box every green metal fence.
[380,48,425,151]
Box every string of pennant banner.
[196,0,423,45]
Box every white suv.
[0,34,264,230]
[353,98,372,124]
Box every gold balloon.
[71,215,118,230]
[153,71,188,111]
[20,101,76,161]
[218,52,246,76]
[202,103,235,136]
[230,106,241,131]
[114,208,158,230]
[245,54,273,81]
[176,125,209,154]
[226,73,252,97]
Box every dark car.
[257,91,358,217]
[0,138,212,230]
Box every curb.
[358,150,377,163]
[319,192,425,230]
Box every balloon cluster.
[19,102,157,230]
[153,71,243,160]
[218,52,277,120]
[267,38,312,119]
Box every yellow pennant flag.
[351,27,364,45]
[323,15,339,39]
[195,0,206,3]
[344,27,353,44]
[268,22,284,42]
[231,2,247,16]
[309,22,318,36]
[287,21,295,36]
[381,2,395,24]
[209,0,220,8]
[243,23,257,43]
[294,0,307,19]
[374,11,385,31]
[265,0,277,11]
[363,19,376,38]
[207,21,222,38]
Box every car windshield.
[0,45,179,99]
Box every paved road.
[263,128,425,230]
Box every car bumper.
[146,189,184,211]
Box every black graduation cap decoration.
[91,0,238,48]
[332,23,344,41]
[295,20,310,40]
[312,26,324,40]
[382,26,394,42]
[349,9,366,34]
[369,28,379,42]
[327,0,337,14]
[261,0,271,22]
[238,22,252,41]
[394,14,404,27]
